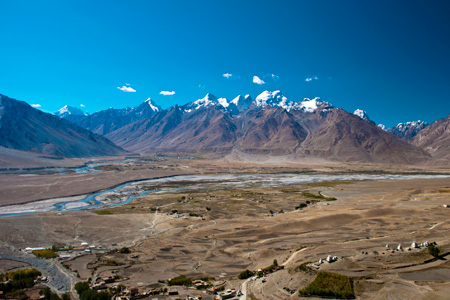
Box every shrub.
[168,275,192,286]
[104,260,120,266]
[119,247,130,254]
[96,210,113,215]
[299,271,354,299]
[296,203,308,210]
[238,270,254,280]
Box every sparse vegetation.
[302,191,337,201]
[299,271,354,299]
[96,210,113,215]
[198,276,215,282]
[298,262,313,273]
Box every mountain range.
[0,94,126,158]
[63,98,161,135]
[100,91,429,164]
[1,90,449,165]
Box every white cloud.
[117,85,136,92]
[126,83,131,86]
[271,74,279,80]
[223,73,233,79]
[306,76,319,82]
[31,104,41,108]
[159,91,175,96]
[253,76,265,85]
[80,104,85,107]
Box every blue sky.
[1,0,450,128]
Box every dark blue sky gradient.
[1,0,450,127]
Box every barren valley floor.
[1,157,450,299]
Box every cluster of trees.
[75,282,110,300]
[299,271,354,299]
[0,269,42,298]
[167,275,192,286]
[237,270,254,280]
[39,287,70,300]
[32,249,59,259]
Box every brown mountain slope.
[106,106,237,154]
[411,114,450,161]
[296,109,430,164]
[0,94,126,158]
[237,107,308,155]
[106,104,431,164]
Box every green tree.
[428,245,441,257]
[62,293,71,300]
[75,282,90,296]
[238,270,254,280]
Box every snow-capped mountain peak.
[353,109,373,123]
[378,124,386,130]
[55,105,86,118]
[254,90,293,111]
[387,120,429,141]
[293,97,333,113]
[144,98,160,112]
[229,94,253,113]
[183,93,219,113]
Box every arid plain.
[1,156,450,300]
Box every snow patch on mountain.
[293,97,333,113]
[218,97,229,108]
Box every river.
[1,173,448,217]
